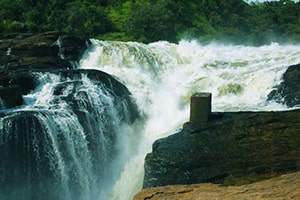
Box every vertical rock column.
[190,92,212,125]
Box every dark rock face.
[50,69,139,124]
[143,110,300,188]
[268,64,300,107]
[0,31,90,68]
[0,32,91,109]
[0,85,23,108]
[58,35,92,63]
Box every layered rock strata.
[0,31,90,108]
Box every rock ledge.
[134,171,300,200]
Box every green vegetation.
[0,0,299,45]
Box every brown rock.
[0,31,90,68]
[133,171,300,200]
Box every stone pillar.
[190,92,212,125]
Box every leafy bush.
[0,0,299,45]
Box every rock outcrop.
[0,31,91,108]
[268,63,300,107]
[0,31,90,68]
[134,171,300,200]
[138,64,300,199]
[143,109,300,188]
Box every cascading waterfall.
[0,70,137,200]
[1,38,299,200]
[80,40,300,200]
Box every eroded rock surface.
[134,171,300,200]
[0,32,91,108]
[143,110,300,188]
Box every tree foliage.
[0,0,299,45]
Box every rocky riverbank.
[143,109,300,189]
[137,63,300,199]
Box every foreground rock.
[134,171,300,200]
[143,109,300,188]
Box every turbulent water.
[80,40,300,200]
[0,71,136,200]
[1,39,300,200]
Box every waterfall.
[1,38,299,200]
[0,98,5,110]
[80,40,300,199]
[0,70,138,200]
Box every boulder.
[51,69,139,123]
[268,63,300,107]
[0,69,36,94]
[143,109,300,188]
[58,35,92,63]
[0,85,23,108]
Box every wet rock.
[58,35,92,63]
[0,85,23,108]
[268,63,300,107]
[51,69,139,123]
[143,110,300,188]
[0,69,36,94]
[0,32,92,108]
[0,31,90,69]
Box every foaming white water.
[1,71,136,200]
[80,40,300,199]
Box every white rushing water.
[25,72,135,200]
[80,40,300,199]
[1,71,136,200]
